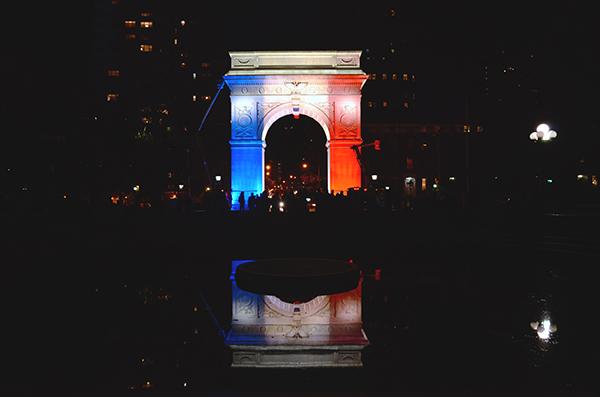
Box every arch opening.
[264,114,328,196]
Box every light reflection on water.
[530,311,558,346]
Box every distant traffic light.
[373,139,381,151]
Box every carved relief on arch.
[257,101,283,126]
[284,81,308,95]
[233,289,258,318]
[337,104,359,138]
[313,102,335,125]
[233,105,255,139]
[299,104,333,133]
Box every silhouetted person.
[248,193,257,211]
[238,191,245,211]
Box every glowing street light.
[529,123,557,142]
[530,317,558,341]
[215,175,222,182]
[301,162,308,169]
[371,174,378,181]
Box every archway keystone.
[224,51,367,210]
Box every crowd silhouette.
[198,186,466,215]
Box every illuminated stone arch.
[224,51,368,210]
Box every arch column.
[230,139,265,210]
[329,138,362,194]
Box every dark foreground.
[3,207,600,396]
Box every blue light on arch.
[230,140,264,210]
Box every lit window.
[412,74,416,81]
[390,48,395,53]
[107,69,120,77]
[389,9,396,17]
[192,95,197,102]
[140,44,153,52]
[192,72,197,79]
[381,73,387,80]
[141,12,151,17]
[403,102,409,109]
[140,21,153,28]
[367,101,374,108]
[106,93,119,102]
[180,20,186,26]
[202,96,211,102]
[124,20,136,28]
[402,73,409,81]
[382,101,388,108]
[173,38,178,45]
[180,62,186,68]
[392,73,398,80]
[369,73,377,80]
[125,33,136,40]
[421,178,427,191]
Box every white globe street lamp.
[529,123,557,142]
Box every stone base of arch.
[229,137,362,209]
[230,140,264,211]
[329,139,362,194]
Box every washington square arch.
[223,51,368,210]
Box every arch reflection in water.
[225,259,369,367]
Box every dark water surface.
[4,210,599,395]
